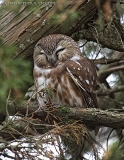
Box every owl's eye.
[55,46,65,55]
[37,43,41,47]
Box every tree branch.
[80,23,124,52]
[1,100,124,141]
[93,57,124,65]
[98,65,124,82]
[97,85,124,96]
[68,108,124,128]
[5,100,124,129]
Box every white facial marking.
[40,49,45,54]
[55,45,65,54]
[56,45,64,51]
[78,68,80,70]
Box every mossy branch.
[3,100,124,129]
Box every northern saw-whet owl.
[33,34,98,124]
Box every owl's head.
[33,34,81,68]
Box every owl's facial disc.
[46,45,66,67]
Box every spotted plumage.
[33,34,98,110]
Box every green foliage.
[102,142,124,160]
[43,87,55,98]
[58,105,71,116]
[63,133,76,146]
[49,0,79,33]
[59,157,66,160]
[0,39,33,113]
[51,11,78,32]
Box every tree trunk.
[0,0,123,61]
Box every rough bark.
[4,100,124,129]
[0,0,124,60]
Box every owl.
[33,34,98,112]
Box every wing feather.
[66,57,98,108]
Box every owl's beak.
[50,58,57,66]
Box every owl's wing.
[66,57,98,108]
